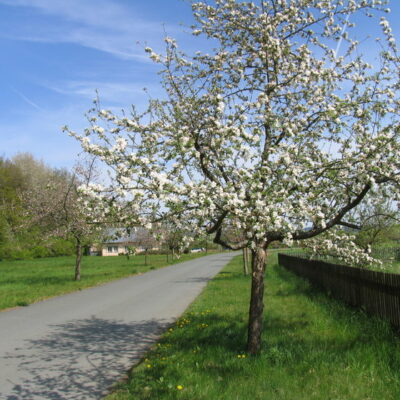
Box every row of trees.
[0,154,216,278]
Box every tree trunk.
[75,239,82,281]
[242,248,249,275]
[247,245,267,355]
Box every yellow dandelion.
[176,385,184,390]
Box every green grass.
[0,252,213,311]
[380,261,400,273]
[106,254,400,400]
[278,247,400,273]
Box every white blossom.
[66,0,399,263]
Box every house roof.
[102,227,152,244]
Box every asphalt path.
[0,252,237,400]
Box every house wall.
[91,242,161,256]
[101,244,126,256]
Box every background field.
[0,252,211,310]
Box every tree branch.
[292,183,372,240]
[337,221,361,230]
[213,227,247,250]
[207,211,229,234]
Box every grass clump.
[106,254,400,400]
[0,252,211,311]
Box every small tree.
[1,154,75,259]
[25,158,104,280]
[132,227,160,265]
[160,225,185,259]
[354,196,400,250]
[0,157,27,258]
[66,0,399,353]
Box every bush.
[49,239,75,257]
[30,246,51,258]
[0,244,32,260]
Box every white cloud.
[0,0,180,60]
[0,0,156,31]
[43,80,163,111]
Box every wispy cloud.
[0,0,180,60]
[45,80,163,108]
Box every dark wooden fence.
[278,254,400,329]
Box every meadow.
[106,253,400,400]
[0,252,210,310]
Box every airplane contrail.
[10,86,43,111]
[334,13,351,58]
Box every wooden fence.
[278,253,400,329]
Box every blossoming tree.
[25,158,104,281]
[66,0,399,354]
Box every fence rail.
[278,253,400,329]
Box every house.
[90,228,160,256]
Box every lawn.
[106,253,400,400]
[0,252,212,311]
[379,260,400,273]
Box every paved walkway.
[0,252,237,399]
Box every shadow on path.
[3,317,168,400]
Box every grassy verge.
[106,254,400,400]
[276,248,400,272]
[381,261,400,273]
[0,252,213,310]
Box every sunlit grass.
[379,261,400,273]
[0,252,213,310]
[106,254,400,400]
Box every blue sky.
[0,0,399,169]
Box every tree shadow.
[272,263,400,347]
[2,317,169,400]
[1,276,75,286]
[272,263,321,297]
[173,276,212,283]
[212,270,250,283]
